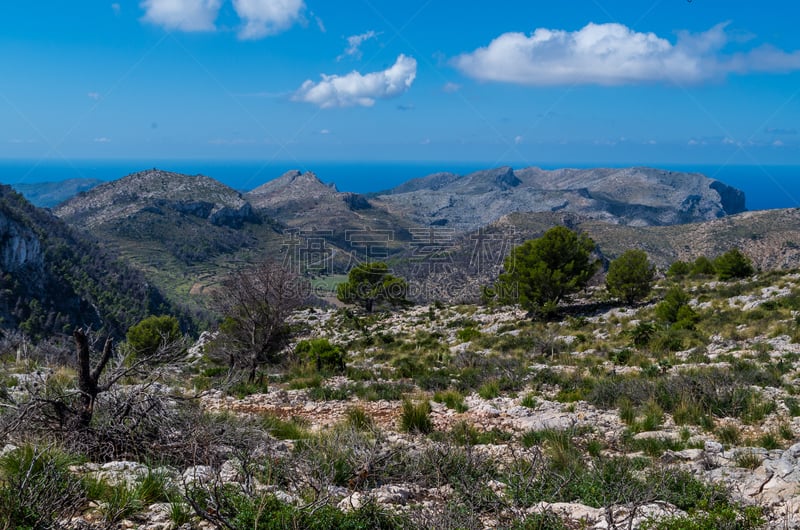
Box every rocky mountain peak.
[246,170,338,209]
[54,169,255,229]
[249,170,333,193]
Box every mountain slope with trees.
[0,185,175,338]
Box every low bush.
[399,400,433,434]
[433,389,468,412]
[188,487,406,530]
[295,338,346,373]
[0,445,86,530]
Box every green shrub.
[0,445,86,530]
[344,406,375,431]
[416,370,452,391]
[628,322,657,348]
[715,424,741,446]
[126,314,182,357]
[655,286,699,329]
[605,249,656,303]
[135,467,174,505]
[759,432,780,450]
[399,400,433,434]
[520,393,538,409]
[640,400,665,431]
[734,450,762,470]
[478,379,501,399]
[742,394,776,424]
[690,256,716,277]
[666,260,690,278]
[510,512,568,529]
[189,487,406,530]
[457,326,482,342]
[673,398,709,427]
[293,426,380,490]
[610,348,633,365]
[652,468,730,511]
[99,483,145,525]
[618,397,637,425]
[261,414,311,440]
[169,499,193,526]
[354,381,411,401]
[779,423,794,440]
[295,338,346,373]
[714,249,755,281]
[433,389,468,412]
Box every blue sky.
[2,1,800,167]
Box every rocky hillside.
[375,166,745,232]
[55,169,257,229]
[0,185,174,338]
[4,269,800,528]
[50,170,289,315]
[245,170,416,257]
[396,208,800,304]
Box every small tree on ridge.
[336,262,408,312]
[493,226,600,318]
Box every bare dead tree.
[211,260,309,383]
[74,328,113,428]
[0,327,188,443]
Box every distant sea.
[0,159,799,211]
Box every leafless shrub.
[210,260,310,383]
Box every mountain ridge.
[55,169,257,229]
[43,164,760,309]
[376,166,745,231]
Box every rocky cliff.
[0,185,174,338]
[0,210,43,276]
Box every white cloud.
[319,129,330,135]
[232,0,305,40]
[111,3,121,15]
[293,54,417,108]
[338,30,380,61]
[312,12,325,33]
[140,0,221,31]
[453,22,800,86]
[94,137,112,143]
[442,82,461,93]
[514,135,523,145]
[773,139,785,147]
[87,92,101,100]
